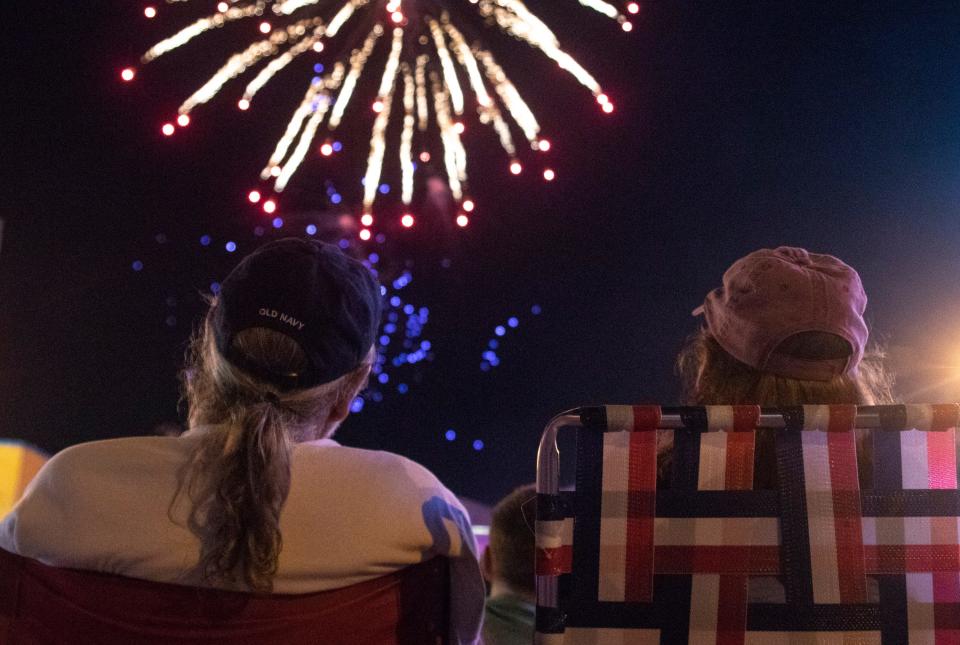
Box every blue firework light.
[131,205,435,409]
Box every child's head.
[483,484,536,596]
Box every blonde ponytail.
[179,309,371,591]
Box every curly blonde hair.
[666,328,895,488]
[676,329,895,407]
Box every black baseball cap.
[212,238,382,390]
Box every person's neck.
[489,580,535,604]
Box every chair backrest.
[0,441,47,516]
[535,403,960,644]
[0,548,448,644]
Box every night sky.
[3,1,960,504]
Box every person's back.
[0,239,484,643]
[481,484,536,645]
[2,433,471,594]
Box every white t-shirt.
[0,429,484,643]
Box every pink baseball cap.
[693,247,868,381]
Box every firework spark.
[128,0,632,231]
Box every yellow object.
[0,441,47,517]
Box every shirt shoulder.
[288,442,476,558]
[0,436,187,556]
[483,595,536,645]
[22,436,180,490]
[294,441,453,493]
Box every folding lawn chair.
[535,404,960,644]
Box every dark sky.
[2,1,960,503]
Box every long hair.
[668,328,895,487]
[178,306,371,592]
[676,329,895,407]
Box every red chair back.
[0,548,448,644]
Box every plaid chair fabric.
[535,404,960,644]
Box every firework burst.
[125,0,637,234]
